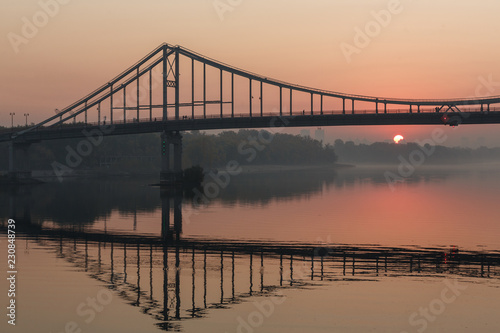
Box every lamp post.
[24,113,29,126]
[9,112,15,128]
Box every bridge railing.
[5,106,500,139]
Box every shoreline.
[228,163,354,175]
[3,161,500,182]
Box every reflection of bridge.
[12,224,500,331]
[5,184,500,282]
[3,43,500,182]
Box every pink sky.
[1,0,500,146]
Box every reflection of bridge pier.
[7,186,32,225]
[160,188,183,241]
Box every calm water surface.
[1,166,499,332]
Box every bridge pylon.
[160,130,183,186]
[8,141,34,183]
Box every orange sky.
[1,0,500,146]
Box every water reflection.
[0,167,474,227]
[1,178,159,226]
[11,228,500,331]
[1,169,500,331]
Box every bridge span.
[3,43,500,183]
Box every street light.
[24,113,29,126]
[9,112,15,128]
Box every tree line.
[333,139,500,165]
[0,130,338,173]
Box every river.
[1,165,499,332]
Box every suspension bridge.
[3,43,500,183]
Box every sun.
[393,135,404,144]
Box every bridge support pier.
[8,186,32,224]
[8,142,33,182]
[160,131,183,186]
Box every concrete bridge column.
[8,142,32,182]
[160,131,183,185]
[160,131,171,184]
[173,133,182,179]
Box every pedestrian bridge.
[3,43,500,182]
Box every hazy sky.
[2,0,500,147]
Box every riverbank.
[0,174,43,185]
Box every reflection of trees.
[0,178,160,226]
[1,170,342,226]
[0,168,465,227]
[213,169,338,206]
[210,166,466,206]
[332,166,472,188]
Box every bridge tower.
[8,141,33,182]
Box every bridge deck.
[3,111,500,143]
